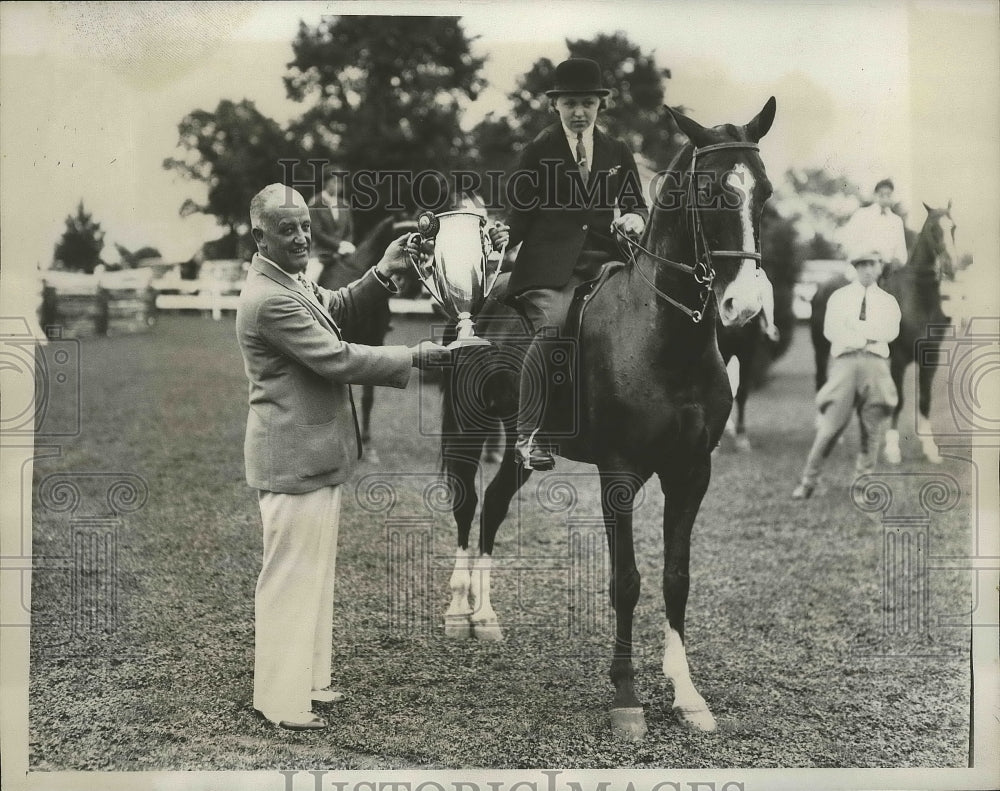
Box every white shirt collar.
[258,253,299,280]
[562,123,594,144]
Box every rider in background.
[307,166,356,286]
[499,57,648,471]
[840,178,908,274]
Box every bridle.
[616,140,762,323]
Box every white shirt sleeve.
[824,285,868,352]
[861,288,901,344]
[887,214,907,265]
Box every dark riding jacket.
[506,123,648,294]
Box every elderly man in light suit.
[237,184,448,731]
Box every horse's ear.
[746,96,776,142]
[665,104,712,147]
[946,199,953,213]
[923,201,933,214]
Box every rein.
[616,140,762,323]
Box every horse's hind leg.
[443,439,485,638]
[472,419,533,641]
[733,359,751,451]
[884,354,907,464]
[600,467,647,741]
[659,456,716,732]
[916,359,942,463]
[724,356,740,441]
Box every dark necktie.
[859,290,867,321]
[576,132,589,182]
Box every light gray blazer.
[236,254,411,493]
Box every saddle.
[565,261,626,341]
[492,260,626,343]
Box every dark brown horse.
[810,203,956,463]
[436,98,776,739]
[317,217,418,459]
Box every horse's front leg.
[659,454,717,732]
[600,468,646,741]
[443,443,483,638]
[916,359,942,463]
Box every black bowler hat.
[545,58,611,97]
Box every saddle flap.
[565,261,626,341]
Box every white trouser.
[253,485,342,720]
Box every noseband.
[617,141,762,323]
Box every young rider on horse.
[497,58,649,470]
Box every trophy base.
[446,335,492,350]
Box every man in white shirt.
[840,178,908,271]
[792,252,901,499]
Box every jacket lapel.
[590,129,612,185]
[251,255,340,336]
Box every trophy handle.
[406,232,446,306]
[483,221,507,298]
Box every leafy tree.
[284,16,486,235]
[53,201,105,273]
[776,167,871,262]
[163,99,304,237]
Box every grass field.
[28,312,974,770]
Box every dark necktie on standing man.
[576,132,589,183]
[858,288,867,321]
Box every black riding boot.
[515,331,555,470]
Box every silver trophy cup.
[409,209,506,348]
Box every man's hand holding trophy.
[407,208,510,350]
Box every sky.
[0,0,997,269]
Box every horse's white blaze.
[727,164,757,260]
[718,165,763,325]
[939,215,958,269]
[662,624,709,712]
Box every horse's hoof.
[472,619,504,642]
[673,704,717,732]
[444,613,473,639]
[884,448,902,465]
[610,707,648,741]
[923,446,943,464]
[364,447,381,465]
[734,435,751,452]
